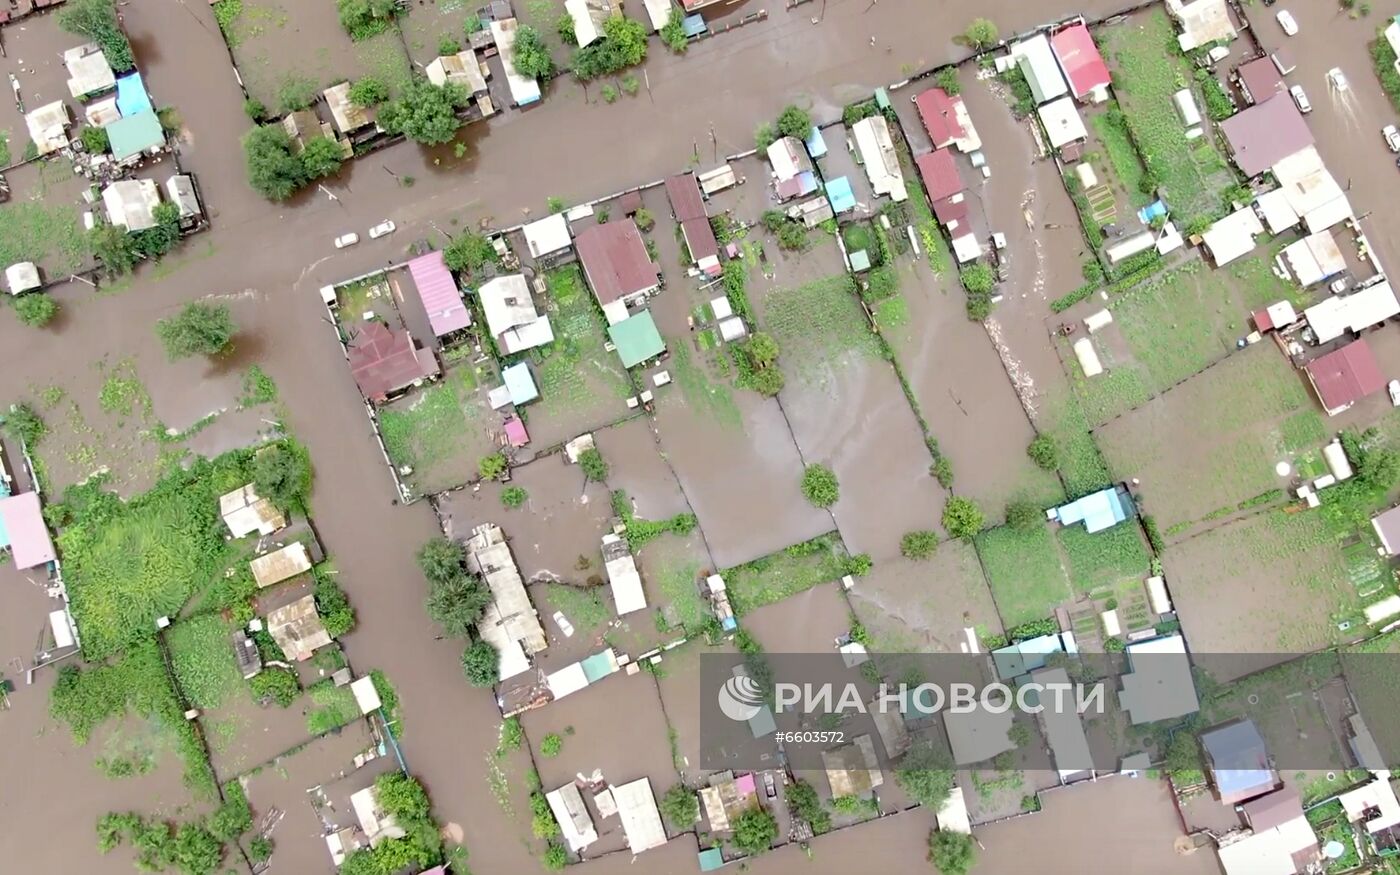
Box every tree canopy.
[243,125,309,201]
[58,0,134,71]
[156,302,236,359]
[801,464,839,508]
[442,232,499,275]
[928,830,976,875]
[512,25,556,80]
[963,18,999,49]
[776,105,812,140]
[300,136,345,180]
[731,808,777,855]
[379,81,468,145]
[571,15,648,80]
[896,742,956,809]
[252,443,313,513]
[942,496,984,540]
[14,293,58,328]
[462,639,499,686]
[347,76,389,108]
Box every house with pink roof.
[406,250,472,339]
[0,492,56,569]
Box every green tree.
[961,262,995,294]
[88,223,139,275]
[418,536,466,584]
[896,742,955,808]
[156,301,236,358]
[58,0,134,71]
[479,452,508,480]
[731,808,777,855]
[347,76,389,108]
[243,124,308,201]
[375,772,432,821]
[501,486,528,508]
[776,104,812,140]
[3,403,46,447]
[462,639,499,686]
[80,126,110,154]
[660,13,688,52]
[425,574,491,637]
[14,293,58,328]
[540,732,563,757]
[571,15,648,79]
[928,830,976,875]
[900,530,939,560]
[131,202,183,259]
[747,332,779,368]
[249,667,300,706]
[336,0,400,40]
[801,464,839,507]
[379,81,468,145]
[963,17,999,49]
[208,782,253,842]
[1027,434,1059,470]
[1005,500,1041,532]
[934,67,961,95]
[512,25,556,79]
[579,447,609,481]
[442,232,499,275]
[300,136,344,179]
[542,842,568,870]
[556,10,578,46]
[253,442,312,512]
[785,779,831,833]
[658,784,699,828]
[942,496,984,540]
[248,837,273,863]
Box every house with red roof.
[347,321,441,404]
[1050,23,1111,103]
[914,149,965,226]
[913,87,981,153]
[575,219,661,313]
[1304,338,1386,416]
[664,173,721,275]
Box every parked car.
[1389,379,1400,407]
[1385,125,1400,152]
[552,611,574,638]
[1276,9,1298,35]
[1290,84,1311,114]
[334,232,359,249]
[1328,67,1349,91]
[369,220,396,239]
[763,772,777,799]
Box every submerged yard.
[378,362,496,495]
[975,524,1074,629]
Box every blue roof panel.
[825,176,856,213]
[115,73,152,117]
[805,126,828,158]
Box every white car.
[1290,84,1311,114]
[1389,379,1400,407]
[369,220,396,239]
[1328,67,1349,91]
[334,232,359,249]
[1276,9,1298,36]
[1384,125,1400,152]
[552,611,575,638]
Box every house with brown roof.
[1219,94,1313,178]
[914,149,966,226]
[346,321,441,403]
[664,174,720,274]
[574,219,660,313]
[1234,56,1284,105]
[1304,338,1387,416]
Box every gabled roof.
[324,81,375,133]
[665,174,720,263]
[1220,94,1313,178]
[1305,281,1400,344]
[914,87,966,149]
[1050,23,1111,99]
[407,250,471,338]
[607,310,665,368]
[346,321,440,402]
[1236,56,1284,105]
[1305,338,1387,415]
[1014,33,1069,104]
[0,492,56,569]
[1202,719,1276,804]
[1037,96,1088,150]
[479,274,554,354]
[575,219,659,305]
[107,110,164,162]
[915,148,964,204]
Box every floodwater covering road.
[0,0,1216,872]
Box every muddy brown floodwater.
[1,0,1244,871]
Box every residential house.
[602,533,645,615]
[1215,788,1319,875]
[575,220,660,314]
[1037,96,1088,151]
[406,250,472,340]
[465,523,548,681]
[1281,231,1346,287]
[943,705,1015,765]
[606,310,665,368]
[1166,0,1237,51]
[249,542,314,589]
[265,593,332,661]
[1047,485,1134,534]
[823,735,883,797]
[1304,281,1400,344]
[1118,634,1199,724]
[426,50,488,96]
[0,492,56,569]
[1012,34,1069,105]
[220,484,286,538]
[491,19,543,107]
[479,274,555,354]
[1201,719,1279,805]
[1371,505,1400,556]
[913,87,981,152]
[346,321,441,403]
[1050,22,1111,102]
[324,81,375,135]
[1338,774,1400,838]
[1235,56,1285,105]
[914,149,965,223]
[1201,206,1265,267]
[766,136,818,200]
[699,772,758,832]
[613,778,667,854]
[1029,667,1093,781]
[64,44,115,99]
[565,0,610,47]
[664,173,721,274]
[851,115,907,202]
[24,101,70,157]
[102,179,162,231]
[1270,147,1352,233]
[1303,338,1387,416]
[546,783,599,852]
[1219,94,1313,179]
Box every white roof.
[5,262,40,295]
[1323,440,1353,481]
[351,675,382,714]
[718,316,748,341]
[102,179,162,232]
[523,213,572,258]
[603,534,646,615]
[466,523,548,661]
[1339,776,1400,833]
[546,662,590,700]
[936,787,972,834]
[425,51,488,95]
[565,0,607,47]
[951,233,981,264]
[249,541,313,588]
[1255,188,1300,234]
[1365,594,1400,625]
[491,19,543,105]
[547,784,599,852]
[85,96,121,128]
[479,274,555,354]
[219,483,286,538]
[479,602,532,680]
[64,44,115,98]
[1283,231,1345,287]
[642,0,671,29]
[851,115,907,202]
[1119,634,1199,724]
[1272,147,1351,232]
[698,163,737,194]
[710,296,733,321]
[766,137,806,182]
[1073,337,1103,377]
[25,101,71,156]
[1167,0,1237,51]
[613,778,667,853]
[1216,813,1316,875]
[49,608,76,649]
[1305,281,1400,343]
[1030,668,1093,779]
[1173,89,1202,127]
[1037,96,1088,149]
[165,175,200,219]
[1106,231,1156,263]
[350,787,405,846]
[323,81,375,133]
[1013,34,1069,104]
[1084,308,1113,333]
[1201,206,1264,266]
[1146,576,1173,614]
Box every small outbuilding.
[607,310,665,369]
[1118,634,1199,724]
[347,321,440,403]
[547,783,599,852]
[102,179,162,231]
[1012,34,1069,105]
[1037,96,1088,150]
[823,734,883,797]
[602,533,646,615]
[1201,206,1264,267]
[220,484,286,539]
[851,115,907,202]
[324,81,375,134]
[1202,718,1278,805]
[613,778,667,854]
[64,44,115,99]
[1304,338,1387,416]
[5,262,41,296]
[25,101,71,157]
[265,593,333,661]
[250,541,314,588]
[426,50,488,95]
[502,362,540,406]
[1048,484,1133,533]
[106,110,165,163]
[479,274,555,355]
[0,492,57,569]
[522,213,573,259]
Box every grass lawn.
[167,614,244,711]
[306,681,361,735]
[1278,410,1326,455]
[670,342,742,430]
[975,524,1073,628]
[531,264,632,414]
[1056,523,1150,596]
[544,584,610,635]
[723,533,851,616]
[1097,8,1237,227]
[763,274,882,383]
[378,364,488,492]
[1039,391,1111,499]
[0,197,90,273]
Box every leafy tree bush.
[966,292,992,321]
[928,829,976,875]
[347,76,389,108]
[15,293,58,327]
[934,67,961,95]
[513,25,555,79]
[4,403,46,448]
[439,35,462,54]
[776,104,811,140]
[777,221,809,251]
[479,452,508,480]
[88,223,139,275]
[634,208,655,230]
[900,530,939,560]
[336,0,401,40]
[747,332,779,369]
[1005,500,1041,532]
[157,301,236,358]
[785,779,832,834]
[801,464,839,507]
[243,124,308,201]
[963,17,999,49]
[244,98,266,120]
[540,732,563,757]
[930,455,954,488]
[961,262,995,294]
[542,842,568,870]
[276,75,317,113]
[659,784,699,828]
[59,0,134,72]
[253,442,312,512]
[462,639,499,686]
[531,792,559,837]
[425,572,491,637]
[942,496,984,540]
[501,486,528,508]
[731,808,777,855]
[129,202,183,260]
[379,81,468,145]
[896,742,955,808]
[208,781,253,842]
[315,568,356,637]
[376,772,432,821]
[1027,434,1059,470]
[248,837,273,863]
[443,231,499,275]
[81,125,110,154]
[249,667,300,707]
[661,14,688,52]
[417,537,466,584]
[572,15,648,80]
[754,122,776,150]
[556,10,577,45]
[579,447,609,481]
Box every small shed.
[1201,719,1277,804]
[350,675,381,714]
[502,362,539,405]
[5,262,41,296]
[324,81,375,134]
[115,72,153,117]
[165,175,201,220]
[1201,206,1264,266]
[822,734,883,797]
[503,415,530,448]
[425,51,488,95]
[523,213,572,259]
[25,101,71,156]
[613,778,667,853]
[1049,485,1133,533]
[64,44,115,98]
[1282,231,1345,287]
[607,310,665,368]
[232,629,262,679]
[824,176,856,214]
[1072,337,1103,377]
[547,783,599,852]
[220,484,286,538]
[0,492,57,569]
[266,594,332,661]
[250,541,313,588]
[951,234,981,264]
[1304,339,1386,416]
[602,533,646,615]
[698,163,737,195]
[102,179,162,231]
[107,110,164,163]
[1037,96,1088,150]
[1013,34,1069,104]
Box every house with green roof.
[607,310,665,369]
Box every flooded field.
[0,9,79,155]
[741,580,850,654]
[0,158,93,278]
[849,544,1003,653]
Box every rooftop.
[607,309,665,368]
[1050,485,1133,533]
[522,213,572,258]
[1304,281,1400,344]
[64,43,115,98]
[1220,94,1313,178]
[250,542,313,588]
[823,734,883,797]
[479,274,554,355]
[1037,96,1088,150]
[1119,634,1200,724]
[102,179,162,231]
[575,219,659,306]
[324,81,375,133]
[665,173,720,264]
[491,19,543,106]
[1167,0,1238,51]
[915,87,967,149]
[346,320,441,402]
[219,484,286,539]
[425,51,488,95]
[851,115,907,202]
[1013,33,1069,104]
[1236,56,1284,105]
[1304,337,1387,416]
[915,148,964,205]
[613,778,667,854]
[107,109,165,162]
[1201,719,1277,804]
[405,250,471,338]
[266,593,332,661]
[0,492,56,570]
[1050,23,1111,99]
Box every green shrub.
[442,232,499,275]
[934,67,960,95]
[347,76,389,108]
[659,783,699,828]
[512,25,555,79]
[501,486,528,508]
[315,568,356,638]
[963,17,998,49]
[660,14,688,52]
[571,15,648,80]
[542,842,568,870]
[478,452,508,480]
[248,667,300,707]
[731,808,778,855]
[1050,283,1096,313]
[157,302,236,358]
[1027,434,1059,470]
[1005,501,1041,532]
[942,496,983,540]
[378,81,468,146]
[895,742,954,808]
[961,263,995,294]
[578,447,609,481]
[462,639,498,686]
[801,464,839,508]
[540,732,563,757]
[776,105,812,140]
[900,530,939,560]
[249,837,273,863]
[243,98,266,120]
[928,829,976,875]
[14,293,58,327]
[930,456,954,488]
[81,125,110,154]
[1141,515,1165,553]
[59,0,134,72]
[336,0,401,41]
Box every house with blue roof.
[825,176,856,214]
[1201,719,1279,804]
[1049,484,1135,534]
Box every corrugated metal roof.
[0,492,55,569]
[407,251,471,337]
